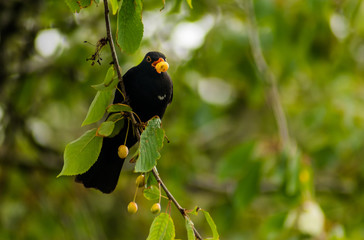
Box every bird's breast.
[125,74,171,122]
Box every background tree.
[1,0,364,239]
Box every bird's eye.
[146,56,152,62]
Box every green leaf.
[234,161,261,209]
[185,218,195,240]
[106,112,123,121]
[218,141,256,180]
[58,128,103,177]
[64,0,92,13]
[103,66,115,86]
[110,0,119,15]
[202,210,219,240]
[117,0,144,54]
[92,82,117,92]
[145,171,158,187]
[126,141,140,163]
[185,0,193,9]
[135,117,165,172]
[109,117,125,138]
[107,103,132,113]
[92,66,119,91]
[143,185,160,201]
[82,90,113,126]
[97,121,115,137]
[147,213,175,240]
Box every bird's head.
[142,51,169,74]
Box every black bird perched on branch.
[76,51,173,193]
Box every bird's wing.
[168,84,173,105]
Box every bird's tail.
[75,124,137,193]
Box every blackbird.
[76,51,173,193]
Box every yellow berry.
[136,175,145,188]
[127,201,138,214]
[118,145,129,159]
[151,203,161,214]
[299,169,310,183]
[155,61,169,73]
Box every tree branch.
[103,1,202,239]
[103,0,125,96]
[103,0,141,139]
[152,167,203,240]
[243,0,294,152]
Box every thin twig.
[102,1,202,239]
[243,0,293,152]
[103,0,125,95]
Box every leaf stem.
[124,119,130,145]
[103,1,202,239]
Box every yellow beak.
[152,58,169,73]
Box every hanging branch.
[243,0,294,153]
[152,168,203,239]
[102,1,202,239]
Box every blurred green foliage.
[1,0,364,239]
